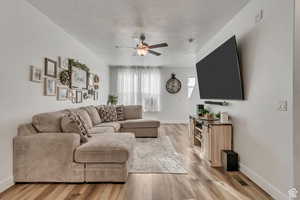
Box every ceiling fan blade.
[148,50,161,56]
[115,45,136,49]
[148,43,168,49]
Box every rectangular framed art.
[69,61,88,89]
[57,86,69,101]
[44,78,57,96]
[30,66,42,82]
[44,58,57,78]
[76,90,83,103]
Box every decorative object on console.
[44,78,57,96]
[107,95,118,105]
[44,58,57,78]
[69,59,89,89]
[30,66,42,82]
[57,86,69,101]
[166,73,181,94]
[59,70,71,86]
[197,104,204,116]
[76,90,83,103]
[220,112,229,123]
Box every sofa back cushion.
[82,106,102,125]
[32,110,67,133]
[18,123,38,136]
[123,105,142,120]
[74,109,93,130]
[97,105,118,122]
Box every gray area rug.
[129,136,187,174]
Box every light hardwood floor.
[0,124,273,200]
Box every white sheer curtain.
[116,66,161,112]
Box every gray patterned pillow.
[116,105,125,121]
[98,105,118,122]
[61,112,91,143]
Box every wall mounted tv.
[196,36,244,100]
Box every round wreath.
[94,75,100,83]
[59,70,71,86]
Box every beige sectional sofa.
[13,105,160,183]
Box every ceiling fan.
[116,34,168,56]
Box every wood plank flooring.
[0,124,273,200]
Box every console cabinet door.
[202,126,211,162]
[210,125,232,167]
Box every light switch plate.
[278,100,288,111]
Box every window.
[116,67,161,112]
[187,77,196,99]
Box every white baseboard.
[160,121,188,124]
[239,163,288,200]
[0,176,14,193]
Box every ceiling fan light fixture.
[136,44,149,56]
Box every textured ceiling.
[27,0,249,67]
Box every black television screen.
[196,36,244,100]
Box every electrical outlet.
[255,9,264,24]
[278,100,288,112]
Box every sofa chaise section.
[75,133,135,182]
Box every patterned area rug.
[129,136,187,174]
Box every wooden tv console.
[189,115,233,167]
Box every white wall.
[144,67,195,123]
[110,67,195,123]
[191,0,294,199]
[0,0,109,192]
[294,0,300,196]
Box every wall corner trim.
[240,163,288,200]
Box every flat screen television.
[196,36,244,100]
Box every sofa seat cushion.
[74,133,135,163]
[95,122,121,132]
[120,119,160,129]
[87,126,115,134]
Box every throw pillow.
[98,105,118,122]
[116,105,125,121]
[75,109,93,131]
[61,112,91,143]
[82,106,102,125]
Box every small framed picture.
[57,86,69,101]
[44,78,57,96]
[88,73,95,87]
[30,66,42,82]
[76,90,83,103]
[68,89,76,103]
[45,58,57,78]
[94,91,98,101]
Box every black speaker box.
[222,150,239,171]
